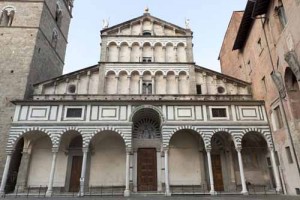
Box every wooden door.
[137,148,157,191]
[69,156,83,192]
[212,154,224,191]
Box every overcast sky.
[64,0,248,74]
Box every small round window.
[217,86,225,94]
[68,84,76,93]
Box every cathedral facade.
[0,9,281,197]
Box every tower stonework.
[0,0,73,176]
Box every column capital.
[269,146,275,152]
[52,148,59,153]
[236,147,242,152]
[205,147,212,152]
[82,147,89,153]
[126,148,132,154]
[6,150,13,155]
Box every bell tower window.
[0,6,15,27]
[55,1,63,27]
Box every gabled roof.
[233,0,271,50]
[195,65,251,86]
[33,64,99,86]
[101,13,192,35]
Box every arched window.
[0,6,15,26]
[52,28,59,48]
[275,0,287,29]
[55,1,63,27]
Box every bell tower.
[0,0,74,176]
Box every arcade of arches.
[0,108,282,196]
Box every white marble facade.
[0,11,281,197]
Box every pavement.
[2,195,300,200]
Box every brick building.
[219,0,300,195]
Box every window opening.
[212,108,227,118]
[0,6,15,26]
[274,106,284,129]
[285,146,293,164]
[66,108,82,118]
[196,85,202,94]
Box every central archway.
[131,106,163,192]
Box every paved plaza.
[2,195,300,200]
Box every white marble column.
[236,147,248,195]
[270,147,282,192]
[206,149,216,195]
[164,149,171,196]
[0,153,12,196]
[124,149,131,197]
[79,148,88,196]
[46,149,58,197]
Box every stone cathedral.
[0,7,282,197]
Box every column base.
[124,189,130,197]
[0,191,5,197]
[210,190,217,195]
[276,187,282,193]
[78,191,85,197]
[241,190,249,195]
[165,190,171,196]
[45,190,53,197]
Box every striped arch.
[207,128,232,150]
[164,126,204,148]
[129,105,165,123]
[84,127,129,148]
[7,127,55,152]
[58,126,83,148]
[242,128,273,148]
[229,131,244,149]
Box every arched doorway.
[132,107,162,192]
[284,67,300,119]
[211,132,236,192]
[62,134,83,192]
[169,130,205,192]
[241,132,275,190]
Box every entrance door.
[212,154,224,191]
[69,156,83,192]
[137,148,157,191]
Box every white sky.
[64,0,248,74]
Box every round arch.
[130,105,165,123]
[85,127,129,148]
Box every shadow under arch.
[210,131,236,192]
[241,131,275,189]
[88,130,126,188]
[168,129,206,189]
[59,131,83,193]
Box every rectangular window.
[196,85,202,94]
[274,106,284,129]
[285,146,293,164]
[211,108,227,118]
[66,108,82,118]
